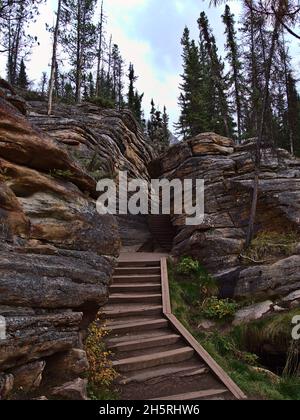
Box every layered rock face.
[28,101,155,251]
[161,133,300,302]
[0,82,121,399]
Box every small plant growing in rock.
[242,230,300,264]
[176,257,218,298]
[201,297,238,321]
[176,256,200,275]
[85,321,119,400]
[49,169,74,179]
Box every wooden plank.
[110,334,181,352]
[161,257,172,315]
[160,257,247,401]
[150,388,228,401]
[113,347,194,373]
[165,314,247,400]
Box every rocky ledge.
[0,81,125,400]
[161,133,300,308]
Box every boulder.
[50,378,88,400]
[233,301,273,325]
[188,132,235,156]
[0,374,14,399]
[282,290,300,303]
[234,256,300,298]
[11,361,45,393]
[197,320,217,331]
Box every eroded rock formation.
[161,133,300,304]
[28,101,155,252]
[0,82,128,399]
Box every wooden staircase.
[102,253,246,401]
[148,215,176,252]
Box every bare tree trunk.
[107,35,112,85]
[246,19,280,247]
[48,0,62,116]
[95,0,104,97]
[75,0,82,104]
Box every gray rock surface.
[162,133,300,303]
[0,81,156,399]
[233,301,273,325]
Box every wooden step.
[107,318,168,334]
[110,283,161,293]
[115,343,185,359]
[118,360,204,384]
[113,347,194,373]
[106,329,172,345]
[110,334,181,352]
[150,388,228,401]
[103,304,162,319]
[109,293,162,304]
[118,261,161,268]
[115,267,161,276]
[113,275,161,283]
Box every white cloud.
[0,0,299,129]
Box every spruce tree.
[222,5,244,141]
[175,27,207,138]
[148,99,157,141]
[87,72,95,98]
[127,63,144,124]
[162,106,171,147]
[127,63,136,111]
[111,44,124,109]
[40,72,48,97]
[48,0,62,115]
[95,0,106,97]
[61,0,97,104]
[198,12,234,138]
[287,72,300,156]
[147,101,170,153]
[17,59,29,89]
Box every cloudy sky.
[1,0,299,127]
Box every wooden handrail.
[160,257,247,401]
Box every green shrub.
[175,257,218,298]
[18,89,45,101]
[243,230,299,263]
[201,297,238,320]
[89,96,115,109]
[176,256,201,275]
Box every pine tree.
[0,1,42,85]
[147,101,170,153]
[286,72,300,156]
[48,0,62,115]
[162,106,171,147]
[175,27,207,138]
[127,63,144,124]
[241,1,262,137]
[16,59,29,89]
[148,99,157,141]
[127,63,137,111]
[222,5,244,141]
[40,72,48,98]
[198,12,233,138]
[111,44,124,109]
[87,72,95,98]
[95,0,106,97]
[61,0,97,104]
